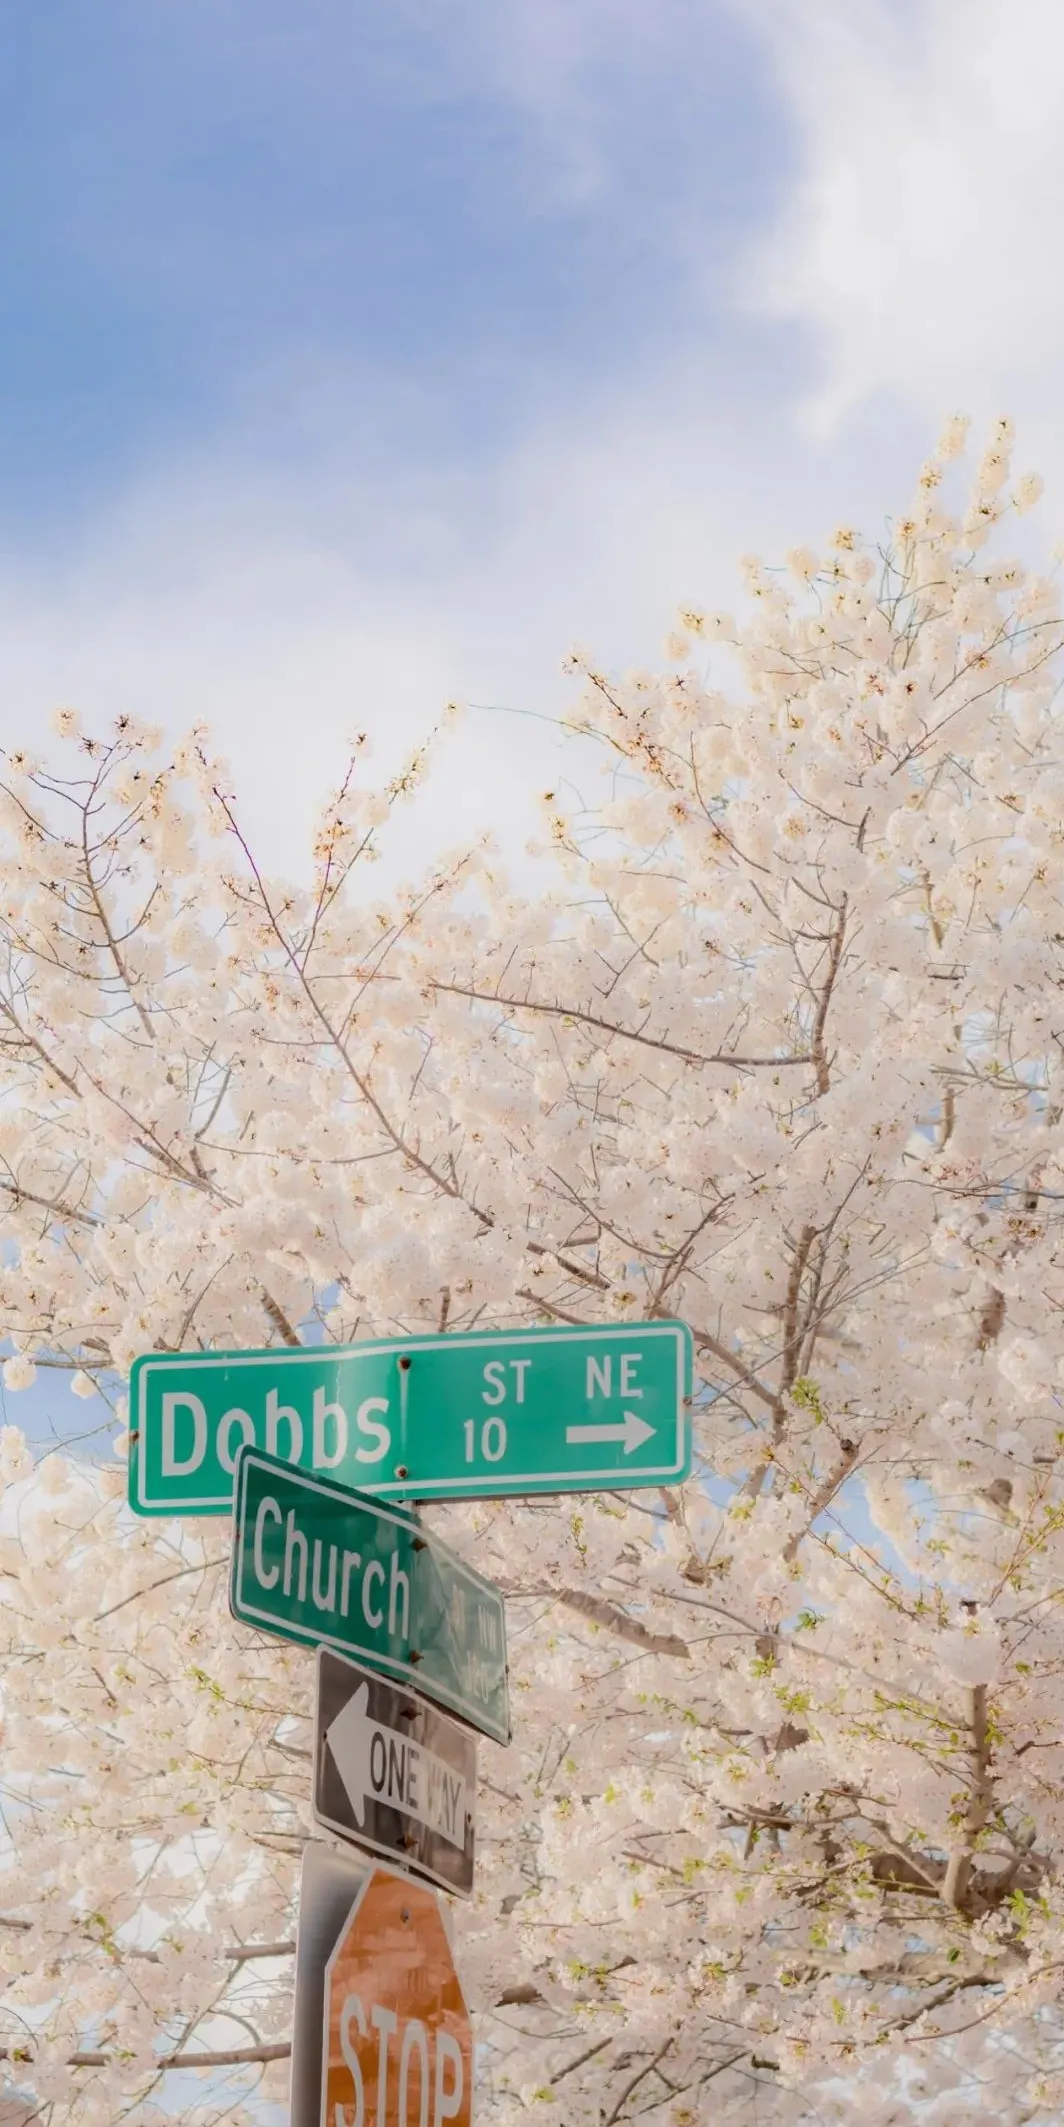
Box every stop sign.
[321,1866,473,2127]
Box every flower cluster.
[4,426,1064,2119]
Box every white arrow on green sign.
[129,1320,692,1517]
[229,1445,509,1744]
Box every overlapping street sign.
[129,1317,693,1515]
[228,1445,509,1744]
[314,1647,476,1899]
[288,1843,471,2127]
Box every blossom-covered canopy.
[2,422,1064,2123]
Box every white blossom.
[2,427,1064,2122]
[936,1611,1003,1688]
[3,1354,37,1391]
[1016,470,1045,512]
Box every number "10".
[464,1417,507,1463]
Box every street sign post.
[290,1843,368,2127]
[313,1648,476,1899]
[129,1319,692,1516]
[320,1865,472,2127]
[228,1446,509,1744]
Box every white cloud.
[16,0,1060,890]
[747,0,1064,452]
[398,0,724,203]
[1,357,878,882]
[1,0,793,879]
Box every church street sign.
[228,1446,509,1744]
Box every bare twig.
[688,1324,776,1409]
[604,2032,676,2125]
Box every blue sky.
[0,1,778,521]
[1,0,1063,862]
[0,2,815,880]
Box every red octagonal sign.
[321,1866,473,2127]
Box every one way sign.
[313,1647,477,1899]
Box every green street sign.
[129,1320,692,1517]
[229,1446,509,1744]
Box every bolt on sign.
[128,1318,692,1516]
[229,1445,509,1744]
[321,1865,472,2127]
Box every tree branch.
[942,1682,993,1911]
[260,1288,301,1347]
[811,901,847,1097]
[1,2042,291,2073]
[525,1239,609,1290]
[0,1178,100,1228]
[688,1324,776,1409]
[604,2032,676,2126]
[782,1440,860,1562]
[550,2037,613,2085]
[211,783,488,1223]
[501,1581,689,1659]
[434,979,812,1072]
[741,1221,818,1496]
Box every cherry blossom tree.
[4,418,1064,2123]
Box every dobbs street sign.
[229,1446,509,1744]
[314,1648,476,1899]
[129,1319,692,1516]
